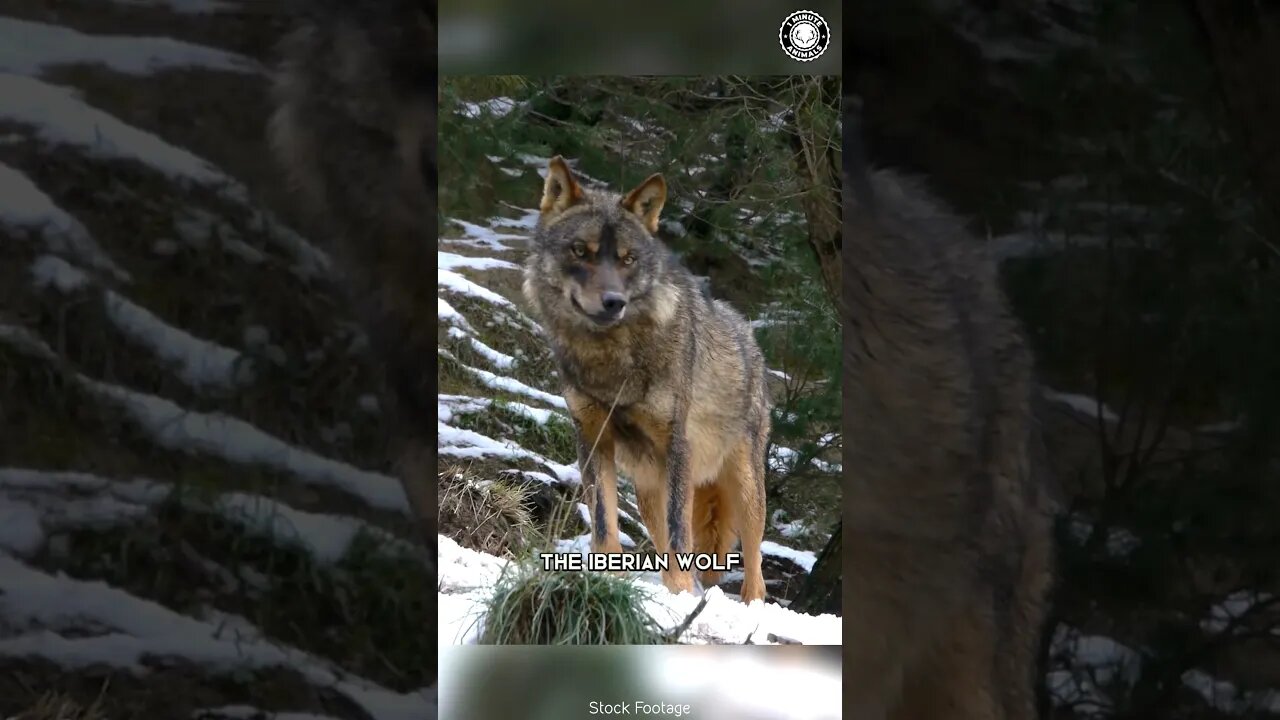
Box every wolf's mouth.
[571,295,624,327]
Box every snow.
[759,540,817,573]
[1182,670,1280,715]
[438,394,560,427]
[437,297,471,330]
[0,73,229,184]
[103,288,252,389]
[493,205,541,231]
[0,161,130,281]
[446,326,516,370]
[644,584,840,645]
[30,252,90,291]
[0,557,434,720]
[104,394,399,509]
[441,217,523,251]
[438,421,579,484]
[437,250,520,271]
[1066,514,1141,558]
[438,532,838,646]
[71,374,408,512]
[568,507,637,548]
[439,533,510,592]
[771,510,812,540]
[1042,387,1121,423]
[0,501,44,557]
[1044,624,1280,714]
[438,268,515,308]
[1202,590,1277,636]
[32,255,251,390]
[214,493,366,563]
[0,16,261,77]
[0,469,428,712]
[0,467,416,570]
[0,471,166,565]
[645,573,839,645]
[439,349,568,410]
[0,74,329,276]
[457,97,517,119]
[768,445,841,475]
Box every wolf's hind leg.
[692,480,735,588]
[725,439,767,603]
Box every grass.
[8,690,106,720]
[46,496,432,693]
[439,464,543,557]
[480,558,667,645]
[441,291,561,390]
[446,398,577,466]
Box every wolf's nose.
[601,293,627,314]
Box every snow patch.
[439,349,567,410]
[438,268,515,308]
[0,161,130,281]
[32,254,251,390]
[0,557,434,720]
[0,16,260,77]
[437,251,520,272]
[0,74,328,276]
[1042,388,1121,423]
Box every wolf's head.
[524,156,671,331]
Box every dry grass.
[9,690,106,720]
[439,464,541,557]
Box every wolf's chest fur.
[553,321,680,410]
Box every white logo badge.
[779,10,830,62]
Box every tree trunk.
[782,77,844,615]
[788,520,842,616]
[785,77,843,308]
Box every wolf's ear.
[541,156,585,218]
[621,173,667,233]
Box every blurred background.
[850,1,1280,718]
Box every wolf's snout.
[601,292,627,314]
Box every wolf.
[267,0,437,563]
[522,157,771,603]
[843,109,1056,717]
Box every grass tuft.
[480,560,666,645]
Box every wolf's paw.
[662,569,698,596]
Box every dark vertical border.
[427,1,442,706]
[840,84,857,712]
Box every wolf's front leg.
[662,426,697,595]
[574,415,623,555]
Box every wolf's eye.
[571,243,587,258]
[621,254,636,266]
